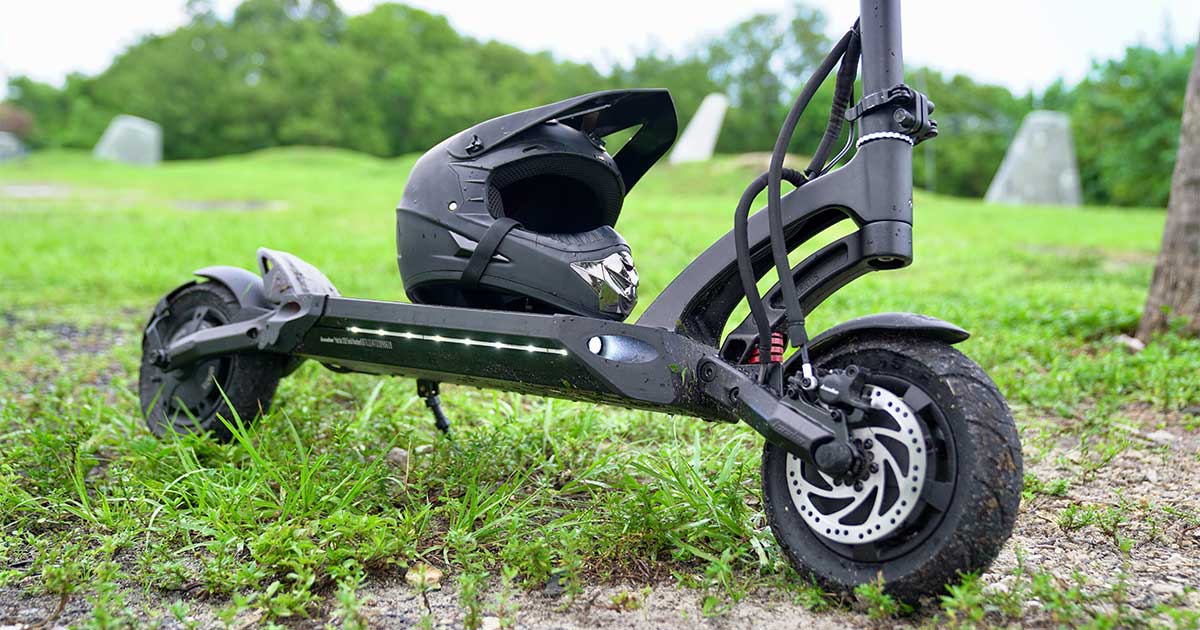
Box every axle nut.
[813,442,854,477]
[151,349,169,368]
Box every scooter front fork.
[697,358,857,476]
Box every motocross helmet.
[397,89,677,321]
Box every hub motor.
[139,281,285,441]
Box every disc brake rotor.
[786,384,927,545]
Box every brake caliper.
[788,365,878,484]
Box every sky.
[2,0,1198,97]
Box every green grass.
[2,148,1198,627]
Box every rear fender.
[192,266,273,312]
[148,265,301,373]
[150,266,271,321]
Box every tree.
[704,7,831,154]
[0,0,1038,180]
[908,67,1032,197]
[0,103,34,140]
[1138,42,1200,340]
[1070,44,1195,207]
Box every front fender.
[807,312,969,357]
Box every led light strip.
[346,326,569,356]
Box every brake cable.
[805,26,861,179]
[734,167,805,384]
[734,21,861,386]
[820,118,857,177]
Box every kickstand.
[416,379,451,434]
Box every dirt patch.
[1119,402,1200,431]
[0,580,872,630]
[0,588,225,629]
[354,579,870,630]
[174,199,288,212]
[0,183,75,212]
[28,321,129,360]
[0,182,150,212]
[0,183,73,199]
[0,312,133,397]
[994,407,1200,610]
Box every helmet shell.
[397,90,676,320]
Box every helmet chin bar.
[570,250,639,319]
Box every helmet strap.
[461,217,522,289]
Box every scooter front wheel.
[762,333,1022,601]
[139,281,285,442]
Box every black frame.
[153,0,954,472]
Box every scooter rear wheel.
[139,281,285,442]
[762,333,1022,601]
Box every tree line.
[1,0,1193,207]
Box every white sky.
[2,1,1198,96]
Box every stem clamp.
[845,83,938,144]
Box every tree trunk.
[1138,43,1200,341]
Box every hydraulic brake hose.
[733,21,863,387]
[734,168,806,383]
[766,26,855,350]
[806,26,861,177]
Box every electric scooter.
[139,0,1023,599]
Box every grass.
[2,148,1199,627]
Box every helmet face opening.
[487,152,624,234]
[494,173,603,233]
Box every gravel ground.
[2,320,1198,628]
[0,582,871,630]
[352,580,867,630]
[3,422,1196,629]
[992,411,1200,610]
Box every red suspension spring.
[747,331,787,364]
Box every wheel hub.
[144,305,228,421]
[786,384,927,545]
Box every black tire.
[139,281,285,443]
[762,333,1022,601]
